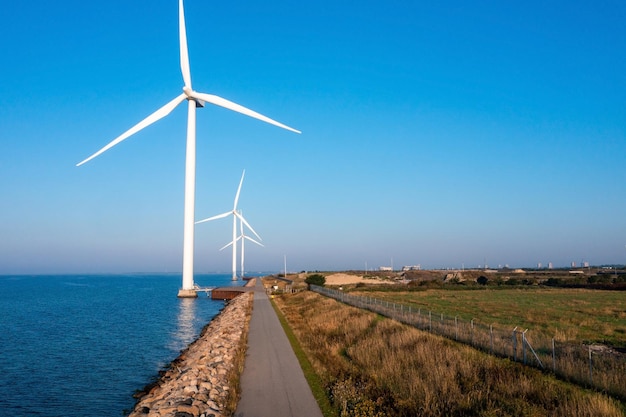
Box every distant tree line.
[473,274,626,290]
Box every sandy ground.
[324,273,391,286]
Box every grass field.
[348,286,626,347]
[273,289,626,417]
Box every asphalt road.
[235,279,324,417]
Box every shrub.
[477,276,489,285]
[305,274,326,287]
[545,277,562,287]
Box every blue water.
[0,273,252,416]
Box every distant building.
[548,262,553,269]
[583,261,589,268]
[402,265,421,271]
[537,262,542,269]
[379,266,392,271]
[571,261,577,268]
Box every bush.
[545,277,562,287]
[305,274,326,287]
[477,276,489,285]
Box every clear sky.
[1,0,625,274]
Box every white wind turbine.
[217,211,264,279]
[196,170,261,280]
[76,0,300,296]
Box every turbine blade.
[195,211,231,224]
[244,235,264,247]
[235,212,262,241]
[219,241,234,251]
[233,170,246,209]
[191,92,301,134]
[179,0,192,88]
[77,93,186,166]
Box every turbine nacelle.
[183,87,205,108]
[192,96,206,108]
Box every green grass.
[270,296,338,417]
[352,287,626,347]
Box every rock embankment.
[128,291,253,417]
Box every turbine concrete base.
[177,289,198,298]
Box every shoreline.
[127,286,253,417]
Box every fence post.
[587,345,593,385]
[552,337,556,374]
[429,311,432,332]
[522,329,528,365]
[512,327,518,361]
[525,332,544,369]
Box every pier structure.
[178,283,254,299]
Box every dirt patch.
[325,273,392,286]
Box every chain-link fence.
[311,285,626,399]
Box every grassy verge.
[270,295,337,417]
[274,290,625,417]
[349,287,626,347]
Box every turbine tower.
[196,170,262,280]
[236,210,264,279]
[76,0,299,296]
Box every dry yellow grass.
[274,291,625,417]
[224,293,253,416]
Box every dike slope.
[128,291,252,417]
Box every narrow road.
[235,279,324,417]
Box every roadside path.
[235,279,323,417]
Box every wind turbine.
[196,170,261,280]
[76,0,300,297]
[217,211,264,279]
[237,210,264,279]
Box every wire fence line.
[310,285,626,399]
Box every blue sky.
[1,0,625,274]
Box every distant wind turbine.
[218,211,264,279]
[196,170,262,280]
[76,0,300,296]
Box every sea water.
[0,273,252,416]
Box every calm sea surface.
[0,273,251,416]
